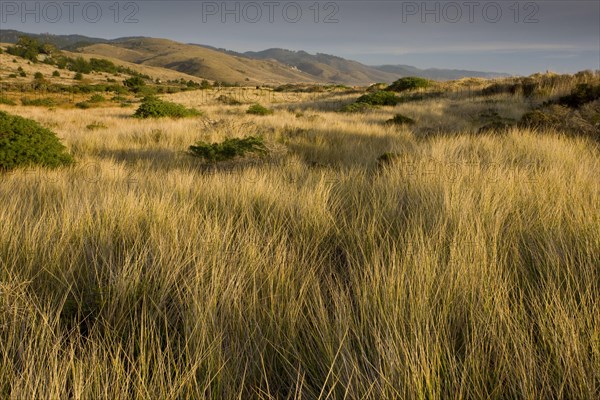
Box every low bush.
[189,136,268,162]
[21,97,56,107]
[387,77,431,92]
[355,91,400,106]
[52,70,60,77]
[386,114,415,125]
[75,102,91,109]
[477,109,514,133]
[558,84,600,108]
[89,94,105,103]
[0,97,16,106]
[0,110,73,170]
[340,102,374,113]
[247,103,273,115]
[133,96,202,119]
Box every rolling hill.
[79,39,317,85]
[1,30,509,85]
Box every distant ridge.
[0,29,509,85]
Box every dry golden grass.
[1,83,599,399]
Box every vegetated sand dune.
[1,70,599,399]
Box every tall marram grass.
[1,94,599,398]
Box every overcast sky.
[1,1,598,75]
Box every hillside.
[1,30,509,85]
[243,48,399,85]
[80,39,318,85]
[0,42,208,87]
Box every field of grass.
[1,75,600,398]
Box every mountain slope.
[80,38,318,85]
[1,30,509,85]
[242,48,399,85]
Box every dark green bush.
[481,83,517,96]
[123,76,146,92]
[0,97,16,106]
[0,111,73,171]
[387,77,431,92]
[19,71,27,78]
[558,84,600,108]
[247,104,273,115]
[74,72,83,81]
[7,36,41,62]
[340,102,374,113]
[189,136,268,162]
[133,97,202,119]
[477,109,515,133]
[355,91,400,106]
[519,108,565,129]
[52,70,61,77]
[75,102,91,109]
[21,97,56,107]
[386,114,415,125]
[34,72,44,80]
[89,94,105,103]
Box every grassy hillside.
[81,38,318,85]
[0,69,599,398]
[1,30,510,85]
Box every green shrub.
[52,70,60,77]
[386,114,415,125]
[558,84,600,108]
[0,97,16,106]
[8,74,17,79]
[519,108,565,129]
[247,103,273,115]
[6,36,41,62]
[75,102,91,109]
[21,97,56,107]
[19,71,27,77]
[89,94,105,103]
[133,96,202,119]
[340,102,374,113]
[74,72,83,81]
[477,109,514,133]
[355,91,400,106]
[0,111,73,171]
[189,136,268,162]
[123,76,146,92]
[34,72,44,80]
[387,77,430,92]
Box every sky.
[1,1,599,75]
